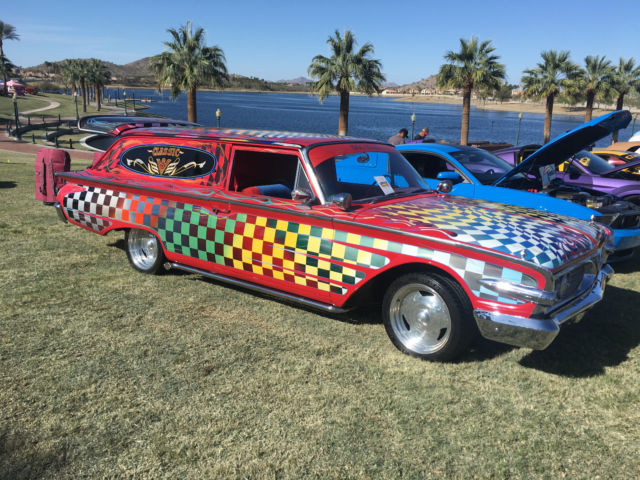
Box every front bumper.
[474,264,613,350]
[54,202,67,223]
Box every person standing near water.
[388,128,409,145]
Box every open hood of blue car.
[494,110,632,186]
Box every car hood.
[495,110,632,186]
[353,195,603,270]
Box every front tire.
[382,272,474,361]
[125,229,165,274]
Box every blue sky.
[5,0,639,85]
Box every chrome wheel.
[125,229,164,274]
[388,283,451,355]
[382,272,474,361]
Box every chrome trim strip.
[166,262,349,314]
[477,279,555,306]
[474,264,612,350]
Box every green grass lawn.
[1,151,639,479]
[0,93,145,121]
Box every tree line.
[4,19,640,144]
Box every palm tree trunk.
[187,89,197,123]
[97,85,101,111]
[0,40,6,97]
[81,78,87,113]
[543,94,554,143]
[585,91,595,122]
[338,90,350,136]
[460,87,471,145]
[611,94,625,143]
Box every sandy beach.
[394,94,640,117]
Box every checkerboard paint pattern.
[63,187,537,304]
[366,197,595,270]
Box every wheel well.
[344,262,464,309]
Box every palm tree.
[0,21,19,96]
[611,58,640,142]
[579,55,614,122]
[87,59,111,111]
[150,21,228,123]
[308,30,385,136]
[436,37,505,145]
[521,50,580,143]
[62,59,83,96]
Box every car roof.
[397,143,471,154]
[121,126,381,148]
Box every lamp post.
[74,91,79,123]
[12,93,20,140]
[115,88,119,107]
[410,112,416,140]
[132,90,136,113]
[515,112,523,145]
[123,91,128,116]
[216,108,221,128]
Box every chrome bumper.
[54,202,67,223]
[474,264,613,350]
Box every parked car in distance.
[53,119,613,361]
[399,111,640,261]
[603,141,640,153]
[591,149,640,169]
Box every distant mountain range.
[24,57,434,92]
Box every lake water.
[104,89,638,147]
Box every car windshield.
[569,150,615,174]
[311,147,429,202]
[448,149,515,185]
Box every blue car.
[398,111,640,261]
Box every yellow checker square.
[233,234,244,249]
[272,245,285,259]
[252,238,264,253]
[306,265,319,277]
[317,283,331,292]
[332,243,346,259]
[241,249,253,263]
[346,233,361,245]
[329,270,344,282]
[275,219,289,231]
[294,252,307,264]
[282,259,296,272]
[372,238,388,250]
[263,227,276,243]
[255,216,268,227]
[252,265,264,276]
[243,223,256,238]
[284,231,298,248]
[307,236,321,253]
[357,250,372,265]
[272,270,285,281]
[298,224,312,236]
[232,259,244,270]
[317,259,331,271]
[294,276,307,286]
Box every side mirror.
[291,188,314,204]
[437,179,453,194]
[436,171,462,183]
[329,192,353,211]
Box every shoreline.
[393,94,640,117]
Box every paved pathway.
[0,132,95,161]
[21,99,61,115]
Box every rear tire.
[125,229,165,275]
[382,272,474,361]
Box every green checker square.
[334,230,348,243]
[215,229,225,244]
[416,247,434,259]
[197,225,207,239]
[287,222,299,233]
[173,209,183,222]
[189,236,199,250]
[329,263,343,273]
[317,268,330,279]
[296,234,309,250]
[307,256,318,268]
[310,226,323,237]
[224,219,236,233]
[319,239,333,256]
[341,274,356,285]
[181,222,191,235]
[236,213,247,223]
[387,241,403,253]
[197,249,208,261]
[344,247,359,262]
[359,236,375,248]
[370,254,387,268]
[164,218,175,233]
[205,239,216,254]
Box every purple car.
[494,117,640,207]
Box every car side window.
[403,153,457,180]
[229,150,308,199]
